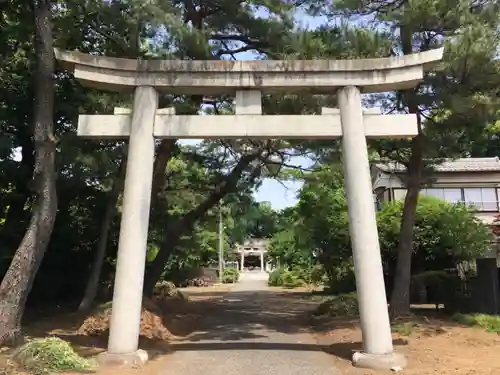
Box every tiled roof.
[375,157,500,173]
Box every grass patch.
[313,292,358,317]
[392,321,419,336]
[452,313,500,333]
[13,337,97,374]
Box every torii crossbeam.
[78,102,417,140]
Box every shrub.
[13,337,96,374]
[224,267,239,279]
[153,281,177,298]
[268,268,284,286]
[310,264,326,285]
[152,280,190,301]
[302,190,492,295]
[289,265,322,285]
[324,263,356,294]
[222,267,239,283]
[314,292,359,317]
[281,270,304,288]
[378,197,492,269]
[268,268,305,288]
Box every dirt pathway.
[161,274,341,375]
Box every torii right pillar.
[339,86,402,370]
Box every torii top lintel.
[54,48,443,95]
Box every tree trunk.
[77,155,126,314]
[388,146,422,318]
[0,0,57,346]
[151,140,177,198]
[388,23,425,318]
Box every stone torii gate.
[55,48,443,370]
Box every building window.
[421,188,444,199]
[390,187,499,212]
[421,188,462,203]
[463,188,498,211]
[393,189,407,201]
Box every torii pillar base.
[97,349,148,368]
[353,352,407,371]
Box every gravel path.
[163,272,341,375]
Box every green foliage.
[267,267,307,288]
[268,268,284,287]
[3,0,345,309]
[13,337,96,374]
[312,264,327,284]
[302,264,327,286]
[324,264,357,295]
[332,0,500,163]
[222,268,240,284]
[280,269,305,289]
[293,165,355,292]
[378,196,493,269]
[265,205,325,287]
[228,202,281,243]
[289,166,492,295]
[267,227,313,271]
[313,293,359,317]
[296,165,352,279]
[452,313,500,333]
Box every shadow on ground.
[172,290,319,342]
[20,287,427,364]
[23,296,230,359]
[24,288,360,356]
[169,339,408,362]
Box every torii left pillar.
[98,86,158,365]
